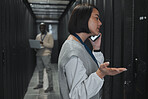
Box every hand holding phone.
[90,34,100,42]
[89,33,102,50]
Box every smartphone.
[90,34,100,42]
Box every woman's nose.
[98,20,102,26]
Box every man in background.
[34,23,54,93]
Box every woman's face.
[88,8,102,36]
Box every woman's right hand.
[96,62,127,79]
[89,33,102,50]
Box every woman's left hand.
[96,62,127,79]
[89,33,102,50]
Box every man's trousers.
[36,55,53,87]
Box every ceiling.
[27,0,75,23]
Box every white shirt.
[65,52,104,99]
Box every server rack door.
[133,0,148,98]
[0,1,4,99]
[3,0,12,99]
[2,1,6,99]
[124,0,148,98]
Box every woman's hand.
[89,33,102,50]
[96,62,127,79]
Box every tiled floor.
[24,64,60,99]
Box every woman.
[58,4,127,99]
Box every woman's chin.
[90,32,99,36]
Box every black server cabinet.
[132,0,147,98]
[0,1,4,99]
[96,0,148,99]
[124,0,148,99]
[2,1,11,99]
[0,0,37,99]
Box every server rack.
[0,0,37,99]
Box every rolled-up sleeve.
[65,56,104,99]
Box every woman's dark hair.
[68,4,98,34]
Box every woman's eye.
[96,17,99,20]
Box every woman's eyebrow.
[95,14,100,18]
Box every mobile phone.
[90,34,100,42]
